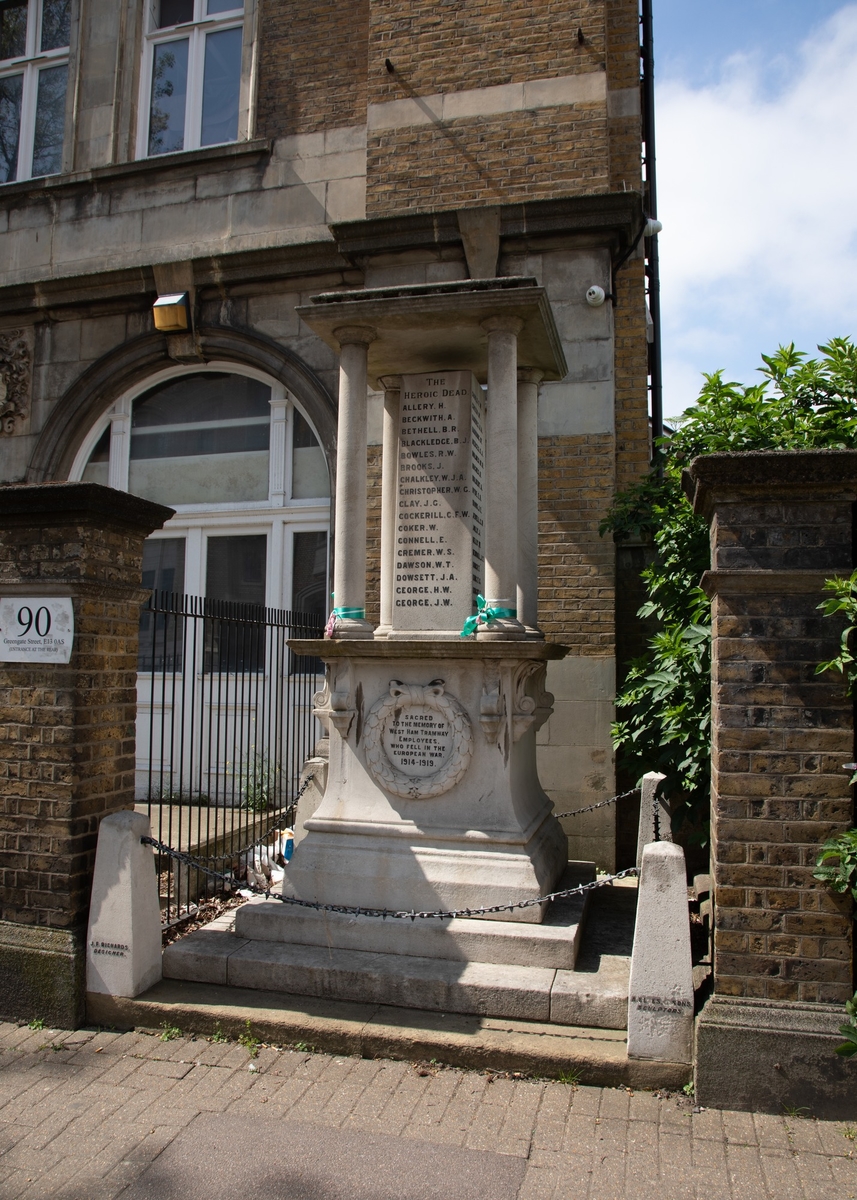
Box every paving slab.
[121,1112,528,1199]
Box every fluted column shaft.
[376,374,401,637]
[517,367,544,636]
[330,326,376,639]
[478,316,526,640]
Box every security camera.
[643,217,663,238]
[586,285,607,307]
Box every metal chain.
[140,834,639,920]
[155,774,316,865]
[553,787,640,820]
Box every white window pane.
[129,373,272,504]
[206,535,266,605]
[40,0,70,52]
[292,410,330,499]
[0,0,27,61]
[200,25,241,146]
[0,72,21,181]
[148,37,188,155]
[293,531,328,619]
[207,0,243,13]
[142,537,186,595]
[31,63,67,177]
[156,0,193,28]
[81,426,110,486]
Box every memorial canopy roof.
[296,278,567,388]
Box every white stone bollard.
[86,810,162,998]
[627,841,693,1063]
[636,770,669,870]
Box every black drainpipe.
[641,0,663,450]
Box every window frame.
[0,0,73,183]
[136,0,256,161]
[68,363,331,612]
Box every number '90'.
[17,606,52,637]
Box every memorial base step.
[232,861,595,971]
[162,869,635,1030]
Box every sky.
[652,0,857,419]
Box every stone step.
[232,861,595,971]
[163,910,629,1030]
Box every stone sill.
[0,138,272,206]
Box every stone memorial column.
[479,316,526,639]
[517,367,543,636]
[330,325,376,639]
[0,483,172,1028]
[686,450,856,1118]
[376,374,401,638]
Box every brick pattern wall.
[256,0,370,139]
[366,0,613,216]
[538,433,615,651]
[367,107,610,217]
[0,490,168,934]
[692,459,855,1005]
[613,258,651,492]
[368,0,607,99]
[605,0,642,193]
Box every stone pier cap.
[683,449,857,516]
[296,278,567,388]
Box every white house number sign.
[363,679,473,800]
[0,597,74,663]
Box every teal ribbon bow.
[460,595,517,638]
[325,605,366,636]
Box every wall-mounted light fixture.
[153,292,190,333]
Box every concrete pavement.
[1,1020,855,1200]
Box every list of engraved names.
[394,370,485,631]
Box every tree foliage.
[603,338,857,835]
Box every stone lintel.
[684,449,857,518]
[695,996,857,1120]
[289,638,569,661]
[296,279,567,386]
[700,569,834,598]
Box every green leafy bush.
[604,339,857,834]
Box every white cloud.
[656,5,857,415]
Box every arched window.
[70,365,330,618]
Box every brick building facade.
[0,0,652,870]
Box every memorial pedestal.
[280,639,568,923]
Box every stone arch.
[26,326,338,484]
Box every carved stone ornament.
[512,662,554,742]
[313,664,355,738]
[0,329,32,435]
[363,679,473,800]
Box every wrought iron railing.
[137,590,323,923]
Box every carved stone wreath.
[0,330,32,435]
[363,679,473,800]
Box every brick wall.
[0,484,170,1025]
[365,0,618,216]
[613,257,651,492]
[689,452,855,1005]
[538,432,615,651]
[367,107,610,217]
[256,0,370,139]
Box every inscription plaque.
[384,707,453,778]
[393,370,485,633]
[363,680,474,799]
